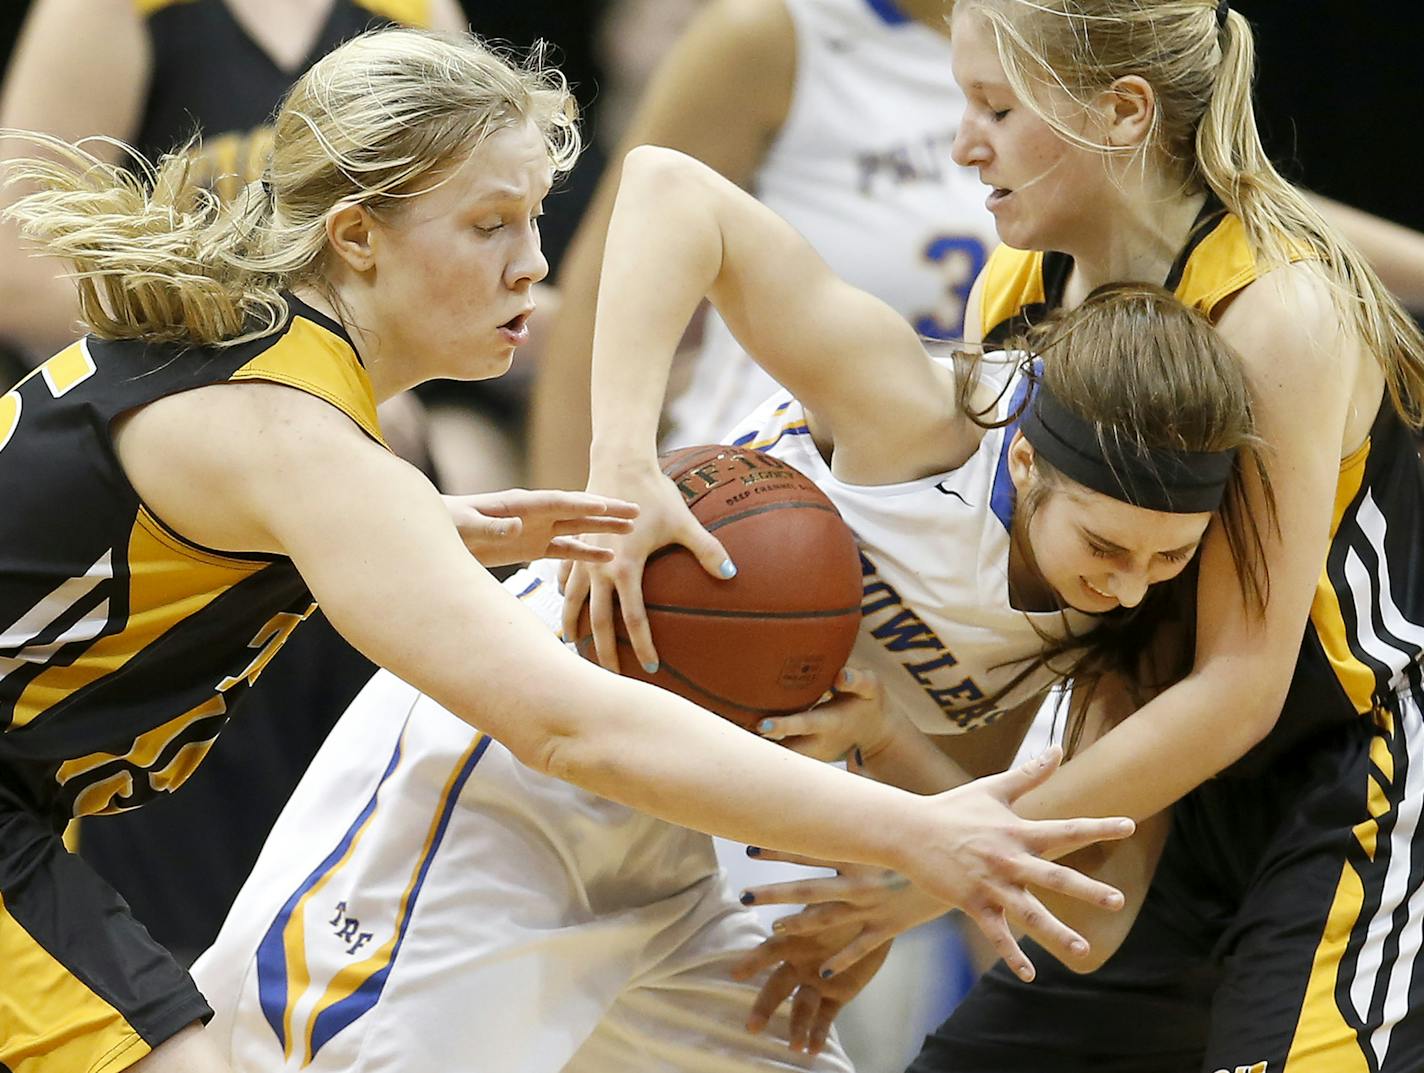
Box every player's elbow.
[500,667,629,787]
[620,145,715,206]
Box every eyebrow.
[1081,527,1199,558]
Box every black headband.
[1216,0,1230,29]
[1018,381,1236,514]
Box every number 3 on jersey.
[0,341,98,453]
[915,234,988,341]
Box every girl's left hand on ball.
[755,667,887,763]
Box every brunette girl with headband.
[719,0,1424,1068]
[0,28,1138,1073]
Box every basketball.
[575,445,863,729]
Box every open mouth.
[498,311,532,344]
[986,187,1012,209]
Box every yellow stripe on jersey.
[11,508,265,731]
[232,316,387,447]
[40,341,97,398]
[978,246,1044,340]
[352,0,432,28]
[0,892,150,1073]
[132,0,195,15]
[1173,215,1262,319]
[58,695,226,816]
[1283,726,1389,1071]
[0,390,18,454]
[1307,437,1377,716]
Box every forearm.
[1014,666,1278,823]
[533,664,937,869]
[861,716,974,795]
[587,147,724,465]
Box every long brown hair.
[959,282,1276,746]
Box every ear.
[1098,75,1154,149]
[324,202,377,273]
[1007,430,1037,491]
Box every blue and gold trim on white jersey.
[256,722,493,1066]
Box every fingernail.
[746,846,762,857]
[772,919,786,933]
[642,661,660,675]
[739,891,756,905]
[820,969,834,980]
[758,719,776,735]
[1072,940,1088,956]
[719,559,737,579]
[853,747,864,767]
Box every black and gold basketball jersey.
[132,0,436,200]
[978,208,1424,761]
[0,299,385,822]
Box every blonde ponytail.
[2,29,580,349]
[1197,10,1424,425]
[962,0,1424,427]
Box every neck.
[291,282,408,403]
[1060,179,1209,302]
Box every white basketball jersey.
[665,0,997,447]
[722,359,1097,735]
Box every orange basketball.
[576,445,863,729]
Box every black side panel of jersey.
[134,0,396,161]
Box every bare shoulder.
[1216,262,1377,447]
[1216,263,1350,381]
[115,380,390,553]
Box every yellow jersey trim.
[979,247,1044,341]
[231,316,387,447]
[351,0,432,27]
[133,0,196,15]
[1308,438,1378,716]
[0,891,151,1073]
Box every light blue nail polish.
[642,661,660,675]
[719,559,737,579]
[758,719,776,734]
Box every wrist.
[857,706,909,769]
[587,438,661,479]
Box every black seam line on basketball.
[643,603,862,619]
[703,500,840,532]
[645,500,843,564]
[613,638,810,719]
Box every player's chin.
[451,346,516,382]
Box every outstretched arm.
[113,379,1134,977]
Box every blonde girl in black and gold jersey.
[0,0,473,971]
[703,1,1424,1070]
[0,27,1139,1073]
